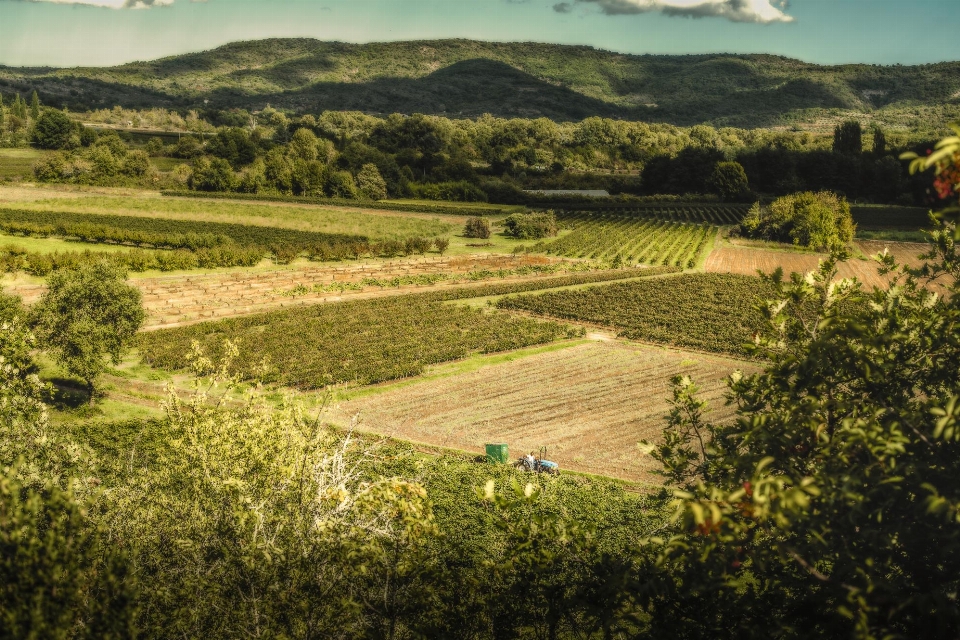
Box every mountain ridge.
[1,38,958,127]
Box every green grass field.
[0,148,50,179]
[3,193,456,240]
[0,233,161,255]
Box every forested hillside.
[1,38,959,127]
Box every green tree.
[29,90,40,121]
[646,240,960,637]
[122,149,151,177]
[872,126,887,156]
[31,110,75,149]
[433,237,450,255]
[325,170,358,199]
[356,163,388,200]
[707,161,749,201]
[0,94,5,133]
[32,262,145,402]
[740,191,854,251]
[833,120,863,156]
[189,156,236,192]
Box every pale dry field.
[706,241,942,290]
[329,340,752,483]
[4,254,569,328]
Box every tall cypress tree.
[872,127,887,156]
[30,91,40,121]
[0,94,5,133]
[833,120,863,156]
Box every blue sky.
[0,0,958,68]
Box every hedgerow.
[137,294,581,388]
[497,273,775,357]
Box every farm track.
[705,241,950,291]
[329,341,754,482]
[6,254,577,329]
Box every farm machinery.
[513,446,559,475]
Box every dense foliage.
[463,216,492,239]
[503,211,559,240]
[137,293,580,388]
[740,191,856,251]
[498,273,774,357]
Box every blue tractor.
[513,446,559,475]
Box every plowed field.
[705,241,944,290]
[329,341,752,482]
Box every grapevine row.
[496,273,775,357]
[137,293,581,389]
[541,211,717,268]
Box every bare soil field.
[706,241,945,290]
[5,254,574,328]
[329,340,752,483]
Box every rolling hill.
[1,38,959,127]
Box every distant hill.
[1,39,959,127]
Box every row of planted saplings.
[271,237,451,264]
[0,243,264,276]
[0,234,456,276]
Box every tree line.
[16,102,949,208]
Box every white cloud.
[17,0,176,8]
[560,0,794,23]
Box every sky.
[0,0,958,68]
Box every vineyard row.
[497,273,775,358]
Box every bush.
[503,211,559,240]
[463,217,491,239]
[740,191,855,251]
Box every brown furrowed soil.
[705,241,945,290]
[4,254,580,329]
[329,340,752,483]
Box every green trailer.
[485,443,509,464]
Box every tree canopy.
[32,262,145,400]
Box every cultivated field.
[0,191,454,239]
[498,273,772,357]
[4,256,672,328]
[705,241,942,290]
[330,340,751,482]
[546,212,717,268]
